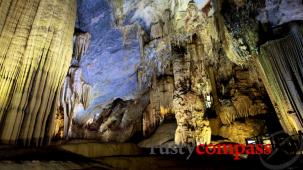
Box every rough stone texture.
[59,32,92,139]
[69,97,148,142]
[257,26,303,134]
[143,76,174,137]
[219,119,265,144]
[0,0,76,145]
[74,0,142,123]
[139,123,176,148]
[220,0,265,65]
[257,0,303,26]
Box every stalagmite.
[173,1,215,145]
[0,0,76,145]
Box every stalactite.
[218,104,237,125]
[74,32,91,61]
[0,0,76,145]
[59,32,92,139]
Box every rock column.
[0,0,76,145]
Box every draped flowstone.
[0,0,76,146]
[258,24,303,134]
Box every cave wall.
[0,0,76,145]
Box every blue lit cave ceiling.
[75,0,140,115]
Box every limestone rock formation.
[69,97,148,142]
[257,0,303,26]
[139,123,176,148]
[143,76,174,137]
[0,0,76,145]
[257,25,303,134]
[59,32,92,139]
[219,119,266,144]
[74,32,91,62]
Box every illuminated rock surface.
[0,0,76,145]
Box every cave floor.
[0,144,302,170]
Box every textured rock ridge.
[257,25,303,134]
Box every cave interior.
[0,0,302,169]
